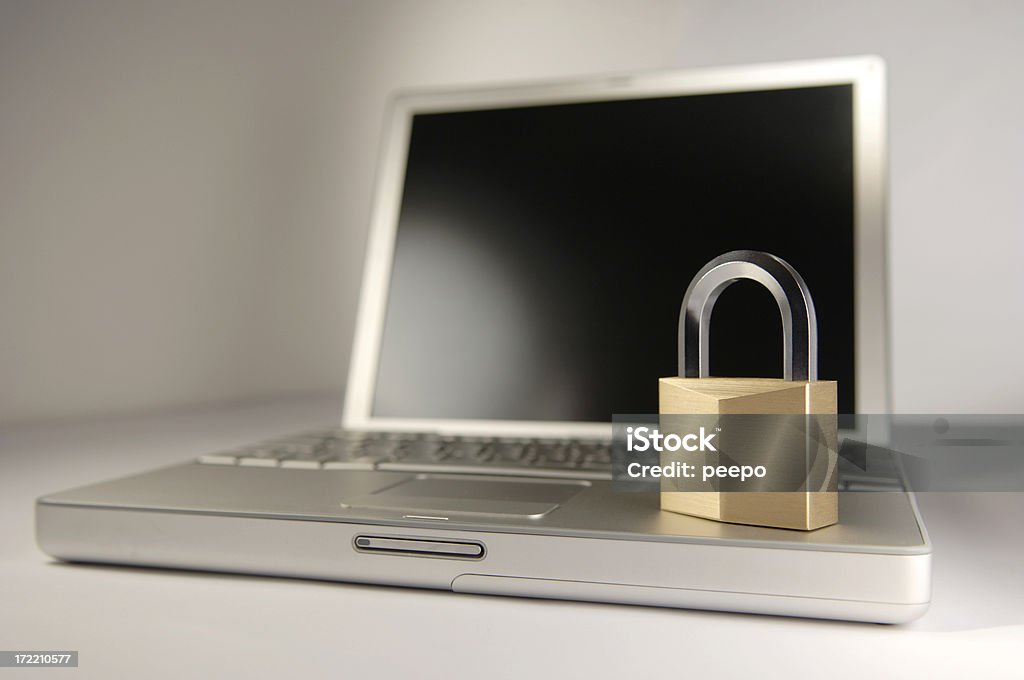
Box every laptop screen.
[371,85,856,421]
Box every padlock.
[659,250,838,530]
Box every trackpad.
[341,475,586,519]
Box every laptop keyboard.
[197,430,613,480]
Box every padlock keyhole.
[707,280,784,379]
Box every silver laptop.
[36,56,931,624]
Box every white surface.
[1,399,1021,679]
[3,0,1024,425]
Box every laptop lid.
[344,57,888,439]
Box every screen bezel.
[343,56,889,438]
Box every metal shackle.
[678,250,819,382]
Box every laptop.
[36,56,931,624]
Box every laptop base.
[37,463,931,624]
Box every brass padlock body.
[659,251,839,531]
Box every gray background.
[2,0,1021,425]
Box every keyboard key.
[485,443,526,462]
[198,454,237,465]
[535,445,569,463]
[280,459,322,469]
[323,459,376,471]
[360,440,401,457]
[238,457,279,467]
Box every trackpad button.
[341,475,586,519]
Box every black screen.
[373,85,855,419]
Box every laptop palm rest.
[340,474,588,519]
